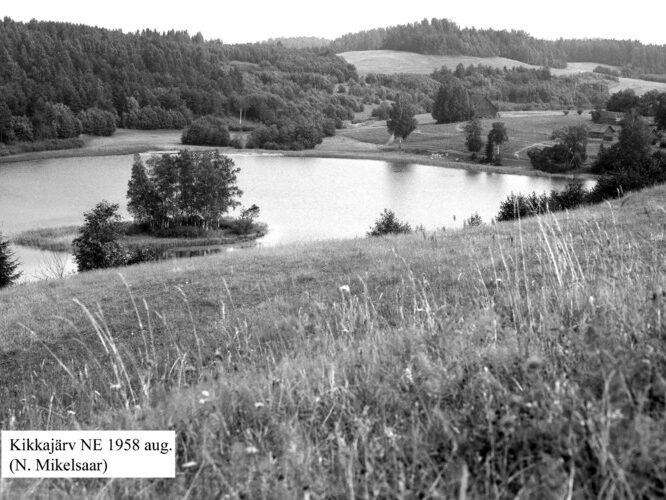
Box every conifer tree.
[0,232,21,288]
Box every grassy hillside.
[340,50,666,96]
[338,111,607,170]
[1,185,665,497]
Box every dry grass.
[1,184,665,497]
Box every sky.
[2,0,665,45]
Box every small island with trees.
[13,151,265,273]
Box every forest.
[2,17,664,153]
[0,17,358,150]
[330,18,666,75]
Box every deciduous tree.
[72,201,126,272]
[551,125,589,169]
[431,79,472,124]
[387,94,417,149]
[463,118,483,158]
[486,122,508,164]
[127,151,242,230]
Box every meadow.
[338,111,607,171]
[0,182,664,497]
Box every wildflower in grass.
[254,402,264,409]
[402,367,414,385]
[245,446,259,455]
[339,285,350,293]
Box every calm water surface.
[0,153,593,281]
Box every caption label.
[1,431,175,478]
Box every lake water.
[0,153,593,281]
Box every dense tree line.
[0,17,359,148]
[557,39,666,75]
[330,18,666,75]
[331,18,567,67]
[431,64,609,109]
[359,64,609,124]
[263,37,331,49]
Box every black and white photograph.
[1,0,665,496]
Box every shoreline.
[13,222,268,254]
[0,129,597,181]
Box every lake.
[0,153,593,281]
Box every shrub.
[72,201,127,272]
[78,107,117,136]
[464,213,483,227]
[125,247,161,265]
[229,137,244,149]
[11,116,34,142]
[368,209,412,236]
[547,181,589,211]
[528,144,570,173]
[182,115,231,146]
[371,102,391,120]
[496,192,549,221]
[233,204,261,235]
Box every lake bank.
[13,222,267,253]
[0,128,597,180]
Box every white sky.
[2,0,664,45]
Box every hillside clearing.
[340,50,666,96]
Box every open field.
[339,50,546,75]
[1,182,665,497]
[337,111,609,172]
[340,50,666,96]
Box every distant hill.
[0,18,358,150]
[340,50,666,97]
[330,18,666,75]
[263,36,331,49]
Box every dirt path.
[513,141,555,159]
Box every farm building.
[589,124,616,141]
[470,95,498,119]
